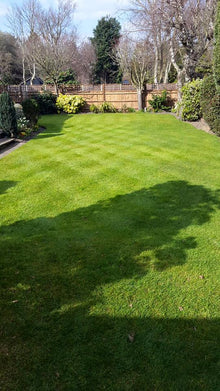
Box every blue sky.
[0,0,130,38]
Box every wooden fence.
[0,83,178,110]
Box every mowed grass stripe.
[0,113,220,390]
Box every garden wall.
[0,83,178,110]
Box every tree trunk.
[164,61,171,84]
[54,81,59,96]
[137,88,143,111]
[22,57,26,85]
[154,45,158,84]
[30,62,36,86]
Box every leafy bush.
[90,104,100,113]
[22,98,39,126]
[14,103,24,119]
[99,102,116,113]
[33,93,57,115]
[200,75,220,135]
[0,92,17,137]
[119,104,135,113]
[149,90,171,112]
[56,94,86,114]
[180,79,202,121]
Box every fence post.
[102,83,106,102]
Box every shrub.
[149,90,171,112]
[0,92,17,137]
[56,94,86,114]
[22,98,39,126]
[180,79,202,121]
[17,117,32,137]
[90,104,100,113]
[127,107,136,113]
[14,103,24,119]
[200,75,220,135]
[33,93,57,115]
[119,104,136,113]
[99,102,116,113]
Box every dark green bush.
[200,75,220,135]
[149,90,171,112]
[99,102,116,113]
[33,93,57,115]
[181,79,203,121]
[22,98,39,126]
[0,92,17,137]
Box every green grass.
[0,113,220,390]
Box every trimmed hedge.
[200,75,220,135]
[181,79,202,121]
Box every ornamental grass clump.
[0,92,17,137]
[56,94,86,114]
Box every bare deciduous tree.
[115,37,154,109]
[162,0,217,96]
[127,0,171,83]
[7,0,42,85]
[74,40,96,84]
[35,0,76,94]
[127,0,217,98]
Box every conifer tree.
[91,16,121,84]
[0,92,17,137]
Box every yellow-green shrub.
[56,94,86,114]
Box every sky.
[0,0,130,39]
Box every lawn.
[0,113,220,390]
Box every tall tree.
[116,37,153,109]
[75,40,96,84]
[35,0,76,94]
[0,32,22,84]
[7,0,42,85]
[214,0,220,93]
[128,0,171,83]
[128,0,217,98]
[91,16,121,84]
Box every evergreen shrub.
[181,79,202,121]
[200,75,220,135]
[33,93,57,115]
[0,92,17,137]
[22,98,39,126]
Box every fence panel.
[0,83,178,109]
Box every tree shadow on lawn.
[35,114,68,140]
[1,180,220,389]
[0,180,17,195]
